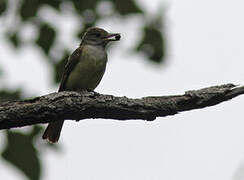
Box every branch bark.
[1,84,244,130]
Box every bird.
[42,27,121,143]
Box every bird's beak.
[104,33,121,41]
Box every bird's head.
[81,27,121,47]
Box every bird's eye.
[94,33,101,37]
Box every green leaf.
[2,126,43,180]
[111,0,143,15]
[41,0,61,10]
[36,23,56,55]
[8,32,20,48]
[20,0,40,20]
[0,0,7,15]
[136,25,165,63]
[0,89,22,102]
[71,0,99,14]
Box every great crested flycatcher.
[42,27,120,143]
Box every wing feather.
[58,47,83,92]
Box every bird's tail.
[42,121,64,143]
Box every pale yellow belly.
[65,46,107,91]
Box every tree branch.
[0,83,244,130]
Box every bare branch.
[0,84,244,130]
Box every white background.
[1,0,244,179]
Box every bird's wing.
[58,46,83,92]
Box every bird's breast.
[66,45,108,91]
[82,45,108,67]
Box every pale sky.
[1,0,244,180]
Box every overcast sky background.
[1,0,244,179]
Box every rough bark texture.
[0,84,244,130]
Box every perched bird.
[42,27,121,143]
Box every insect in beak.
[104,33,121,41]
